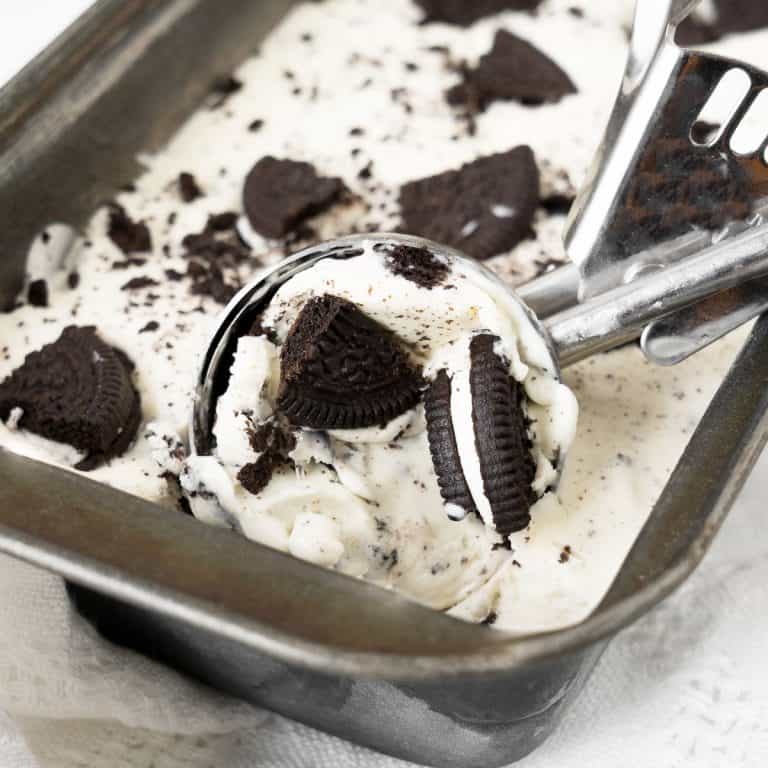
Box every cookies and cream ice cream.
[181,240,577,614]
[0,0,764,632]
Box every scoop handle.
[546,221,768,367]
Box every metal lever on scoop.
[641,278,768,365]
[542,221,768,367]
[551,0,768,364]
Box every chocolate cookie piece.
[416,0,542,26]
[243,157,346,239]
[0,326,142,470]
[399,147,539,260]
[678,1,768,45]
[209,75,243,108]
[178,172,203,202]
[107,204,152,254]
[424,370,477,520]
[424,334,536,536]
[470,334,535,536]
[239,417,297,496]
[27,279,49,307]
[277,295,423,429]
[447,30,577,111]
[238,454,281,495]
[383,244,450,289]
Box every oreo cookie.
[277,295,423,429]
[424,334,536,537]
[243,157,346,239]
[0,326,142,471]
[383,244,450,289]
[447,30,576,111]
[399,147,539,261]
[178,172,203,202]
[416,0,542,26]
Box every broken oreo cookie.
[243,157,346,239]
[277,295,423,429]
[383,244,450,289]
[399,147,539,261]
[424,334,536,537]
[447,30,577,111]
[0,326,142,470]
[416,0,542,26]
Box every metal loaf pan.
[2,2,768,766]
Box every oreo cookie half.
[0,326,142,471]
[424,334,536,537]
[277,295,423,429]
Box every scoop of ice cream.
[183,241,578,611]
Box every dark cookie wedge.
[383,244,450,289]
[277,295,423,429]
[470,334,536,536]
[107,204,152,254]
[0,326,142,471]
[678,1,768,45]
[399,147,539,261]
[424,334,536,536]
[243,157,346,239]
[447,30,577,111]
[416,0,542,26]
[424,370,477,519]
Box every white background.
[0,3,766,767]
[0,1,93,86]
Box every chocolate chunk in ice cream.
[678,1,768,46]
[383,244,450,289]
[0,326,141,470]
[238,418,297,496]
[416,0,542,26]
[399,147,539,260]
[425,334,536,536]
[107,204,152,254]
[178,172,203,202]
[27,279,49,308]
[447,30,577,111]
[277,295,423,429]
[243,157,346,239]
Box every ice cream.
[181,240,578,614]
[0,0,762,632]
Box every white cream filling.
[448,350,495,529]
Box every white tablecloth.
[0,5,766,767]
